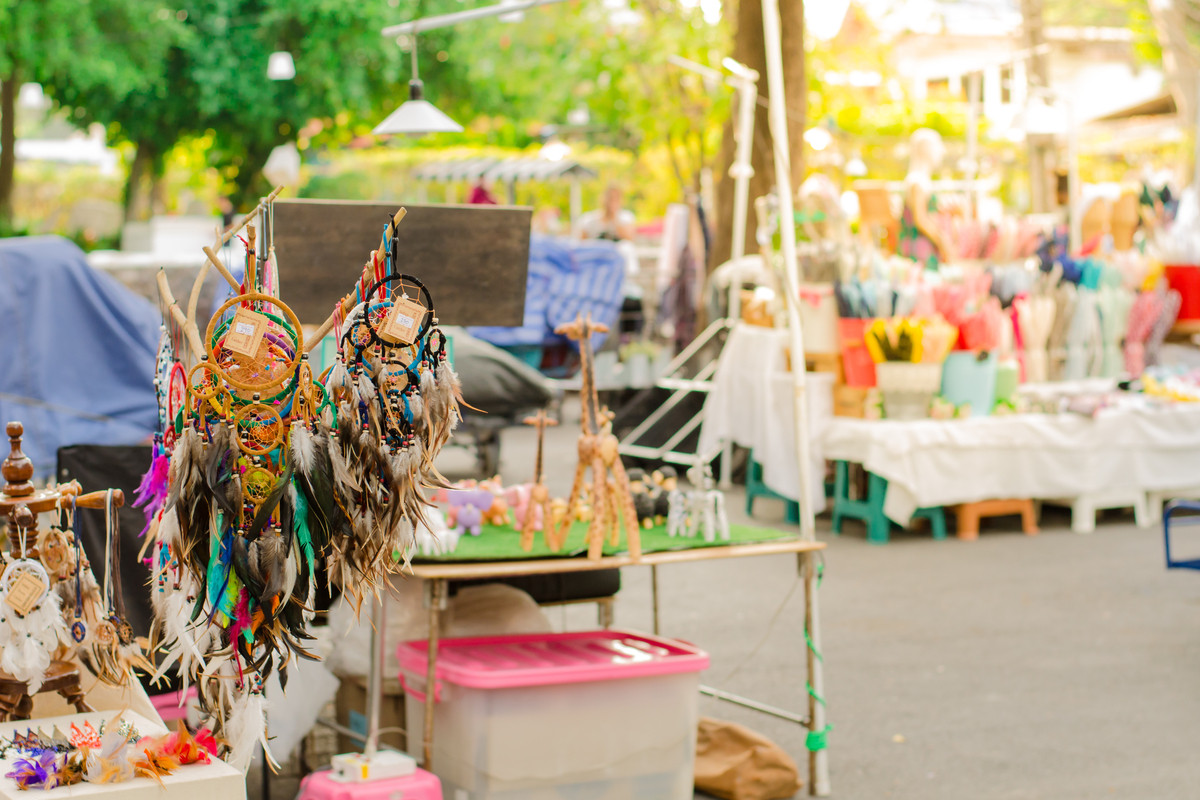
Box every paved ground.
[255,405,1200,799]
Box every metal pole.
[383,0,570,36]
[422,580,445,770]
[966,71,981,220]
[569,177,582,237]
[759,0,828,793]
[363,598,386,761]
[650,565,660,636]
[1066,97,1082,254]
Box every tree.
[49,0,403,216]
[711,0,805,269]
[0,0,174,230]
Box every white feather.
[290,423,316,476]
[226,690,275,771]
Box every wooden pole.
[202,186,286,293]
[761,0,828,793]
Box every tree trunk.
[1021,0,1054,213]
[123,143,153,223]
[0,70,18,232]
[711,0,805,270]
[1146,0,1198,146]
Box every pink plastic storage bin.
[150,686,197,722]
[296,768,442,800]
[398,630,709,800]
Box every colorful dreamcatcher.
[147,223,336,767]
[322,227,463,603]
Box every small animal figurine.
[683,465,730,542]
[653,466,678,493]
[633,492,656,529]
[447,488,494,536]
[666,487,688,537]
[549,497,571,534]
[478,475,511,526]
[504,484,542,531]
[415,508,460,556]
[653,492,670,527]
[521,410,563,550]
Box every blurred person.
[532,207,563,236]
[580,183,635,241]
[897,128,952,269]
[468,177,498,205]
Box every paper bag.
[694,717,802,800]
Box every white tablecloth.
[823,399,1200,523]
[698,323,833,512]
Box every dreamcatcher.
[322,223,463,605]
[147,223,334,767]
[0,520,66,692]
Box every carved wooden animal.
[554,315,641,560]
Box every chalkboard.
[271,199,532,326]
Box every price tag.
[225,308,269,357]
[381,297,426,345]
[5,571,47,616]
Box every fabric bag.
[694,717,802,800]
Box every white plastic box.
[398,630,709,800]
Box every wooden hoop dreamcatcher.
[233,402,285,457]
[205,292,304,395]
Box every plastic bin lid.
[397,629,709,690]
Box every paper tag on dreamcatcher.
[3,567,48,617]
[226,308,270,357]
[381,297,426,345]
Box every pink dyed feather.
[134,448,171,537]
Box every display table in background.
[698,322,834,513]
[823,399,1200,529]
[0,711,244,800]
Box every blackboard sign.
[271,199,531,326]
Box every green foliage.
[45,0,405,209]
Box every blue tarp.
[0,237,159,478]
[468,235,625,349]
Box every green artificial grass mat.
[414,520,800,562]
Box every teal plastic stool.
[831,461,946,544]
[745,456,799,524]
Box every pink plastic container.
[296,768,443,800]
[150,686,197,722]
[398,630,709,800]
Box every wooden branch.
[202,186,286,293]
[186,257,210,326]
[202,245,242,292]
[218,185,283,249]
[156,269,204,358]
[302,207,407,353]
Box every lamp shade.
[267,51,296,81]
[373,81,463,136]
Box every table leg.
[650,565,660,636]
[802,552,830,796]
[423,579,446,771]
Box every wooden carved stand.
[520,410,560,552]
[0,422,124,721]
[555,315,641,560]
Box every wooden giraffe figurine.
[554,314,642,560]
[521,409,560,551]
